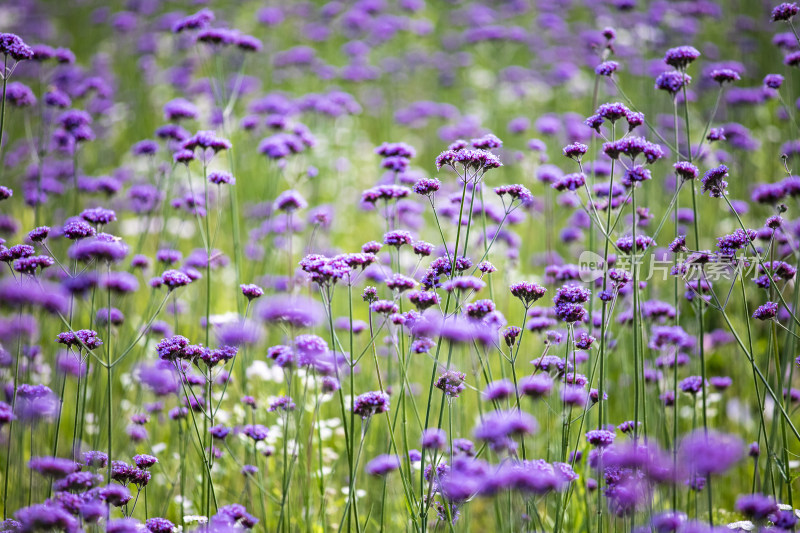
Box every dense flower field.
[3,0,800,531]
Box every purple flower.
[5,82,36,107]
[145,517,175,533]
[408,290,438,311]
[62,219,96,240]
[383,230,413,247]
[710,68,740,84]
[56,329,103,350]
[240,283,264,300]
[494,184,533,204]
[562,142,588,160]
[752,301,778,320]
[365,454,401,476]
[483,379,515,401]
[664,46,700,69]
[735,493,779,521]
[28,456,79,478]
[15,504,78,533]
[674,161,698,180]
[161,269,192,289]
[709,376,732,391]
[421,428,446,450]
[182,130,231,154]
[655,71,691,95]
[133,454,158,469]
[764,73,785,89]
[561,385,588,407]
[101,485,132,507]
[14,384,57,422]
[473,409,538,451]
[243,424,269,441]
[172,9,214,33]
[585,429,616,447]
[375,142,416,159]
[552,173,586,192]
[678,429,743,476]
[413,178,441,196]
[519,374,553,398]
[353,390,390,418]
[679,376,705,395]
[442,276,486,293]
[0,33,34,61]
[772,2,799,21]
[209,172,235,185]
[83,451,108,468]
[274,190,308,212]
[258,294,324,328]
[268,396,296,412]
[69,235,128,263]
[435,370,467,397]
[595,61,619,76]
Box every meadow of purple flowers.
[2,0,800,531]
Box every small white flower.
[726,520,755,531]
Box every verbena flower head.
[562,142,588,160]
[585,429,616,448]
[56,329,103,350]
[655,71,691,95]
[510,281,547,306]
[0,33,34,61]
[172,8,214,33]
[208,171,235,185]
[14,384,58,422]
[442,276,486,293]
[679,375,705,395]
[435,148,502,179]
[735,493,779,522]
[145,517,175,533]
[133,454,158,469]
[29,456,80,478]
[413,178,441,196]
[519,374,553,398]
[552,173,586,191]
[674,161,698,180]
[435,370,467,397]
[701,165,729,197]
[268,396,296,412]
[678,429,743,476]
[596,102,629,122]
[483,379,514,401]
[375,142,416,159]
[182,130,231,155]
[752,301,778,320]
[762,76,785,95]
[161,269,192,289]
[274,189,308,212]
[664,46,700,69]
[365,454,401,476]
[421,428,447,450]
[383,230,413,247]
[353,390,390,418]
[772,2,799,21]
[595,61,619,76]
[473,409,538,451]
[68,235,128,263]
[710,68,740,84]
[494,184,533,205]
[603,137,664,163]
